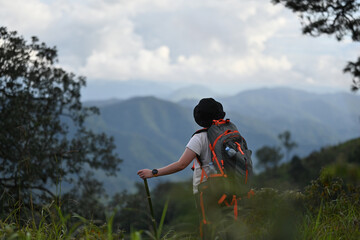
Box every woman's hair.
[193,98,226,128]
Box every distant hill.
[84,98,123,107]
[219,87,360,156]
[84,87,360,193]
[86,96,198,192]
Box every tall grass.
[0,201,124,240]
[2,162,359,239]
[1,187,359,240]
[0,198,180,240]
[301,199,360,240]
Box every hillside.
[86,97,198,192]
[301,137,360,182]
[84,88,360,192]
[254,137,360,190]
[219,88,360,155]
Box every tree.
[278,130,298,162]
[272,0,360,91]
[288,155,308,187]
[0,27,122,213]
[256,146,284,171]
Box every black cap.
[193,98,225,128]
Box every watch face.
[152,169,158,175]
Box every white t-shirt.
[186,132,212,194]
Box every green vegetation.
[254,138,360,190]
[0,26,122,220]
[1,137,359,239]
[0,203,124,239]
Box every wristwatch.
[152,169,158,177]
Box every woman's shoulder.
[190,131,208,143]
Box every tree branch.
[1,182,56,198]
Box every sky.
[0,0,359,98]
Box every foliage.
[253,137,360,190]
[107,181,199,238]
[301,138,360,182]
[237,188,305,240]
[304,162,360,211]
[272,0,360,91]
[0,201,125,240]
[272,0,360,40]
[0,26,122,217]
[301,163,360,239]
[278,130,298,162]
[108,183,149,233]
[344,57,360,91]
[2,180,360,239]
[151,181,198,234]
[123,137,360,239]
[301,199,360,239]
[255,145,283,170]
[1,136,360,239]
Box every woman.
[137,98,226,238]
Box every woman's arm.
[137,148,196,179]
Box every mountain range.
[85,87,360,193]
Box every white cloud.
[75,0,296,83]
[305,77,315,84]
[208,38,224,53]
[314,55,350,87]
[229,54,292,75]
[0,0,355,92]
[246,17,287,52]
[0,0,53,33]
[82,45,172,80]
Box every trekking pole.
[143,178,158,239]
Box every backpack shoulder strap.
[192,128,208,137]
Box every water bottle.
[225,146,236,158]
[208,162,217,174]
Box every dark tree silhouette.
[288,155,308,187]
[256,146,284,171]
[278,130,298,162]
[0,27,122,213]
[272,0,360,91]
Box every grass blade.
[157,199,169,240]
